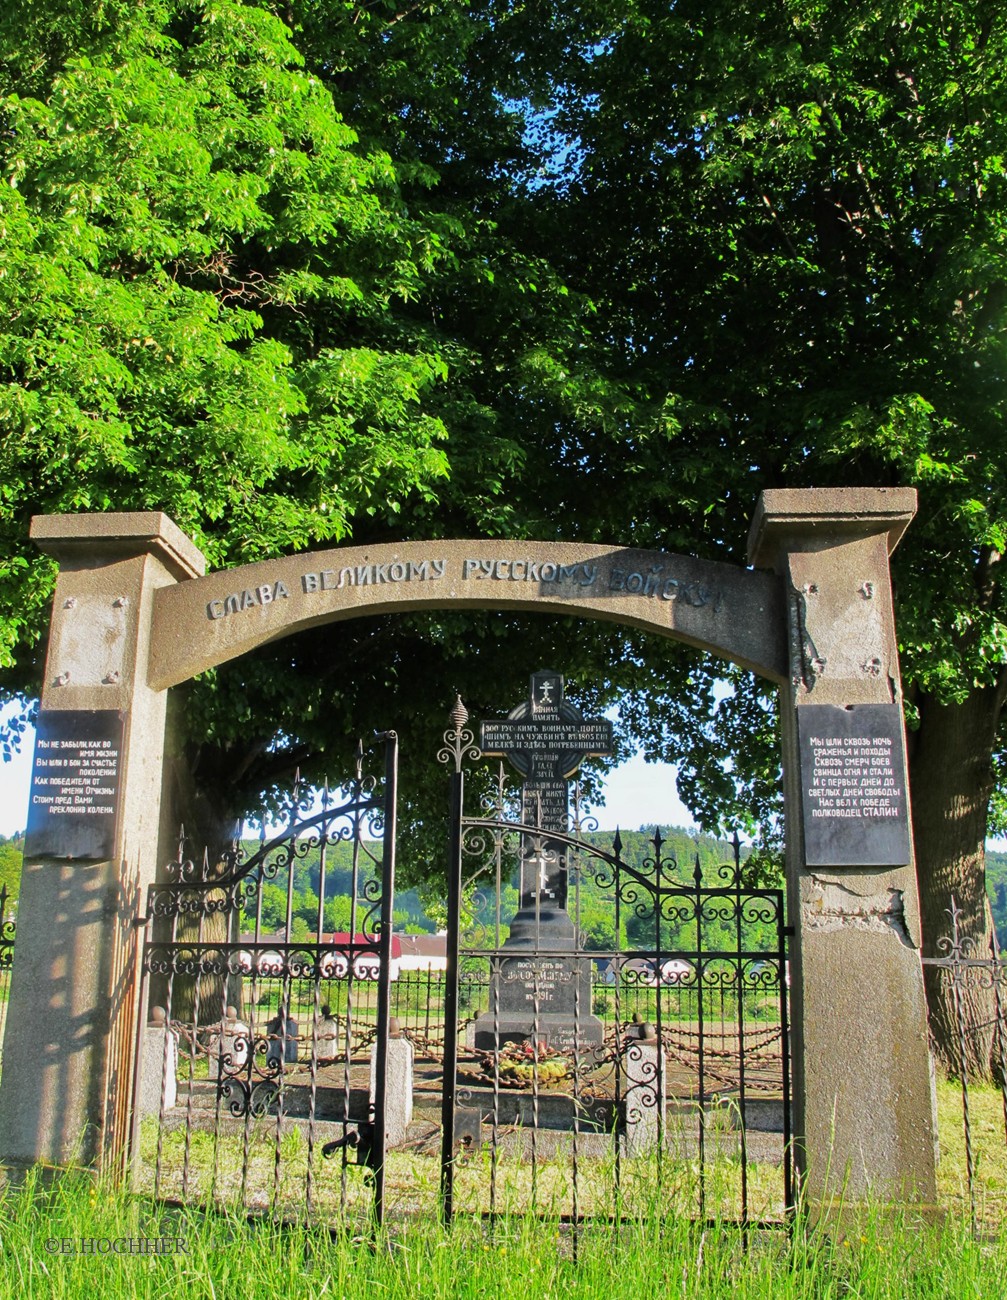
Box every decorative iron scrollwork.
[438,695,481,773]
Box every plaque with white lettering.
[797,704,911,867]
[23,711,125,861]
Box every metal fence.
[163,964,789,1088]
[0,883,14,1068]
[921,896,1007,1233]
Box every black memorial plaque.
[797,704,911,867]
[480,719,613,780]
[24,710,125,861]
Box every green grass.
[0,1165,1005,1299]
[936,1076,1007,1227]
[2,1078,1007,1297]
[135,1113,787,1225]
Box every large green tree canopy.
[528,0,1007,1067]
[3,0,1007,1074]
[0,0,458,655]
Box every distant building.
[395,932,448,973]
[234,930,445,980]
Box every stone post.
[748,487,937,1212]
[0,514,204,1170]
[370,1019,414,1148]
[619,1021,666,1157]
[138,1007,178,1115]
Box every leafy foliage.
[0,0,457,680]
[3,1,1007,972]
[0,838,21,907]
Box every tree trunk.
[910,684,1003,1078]
[148,690,254,1030]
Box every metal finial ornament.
[450,695,469,733]
[438,695,481,773]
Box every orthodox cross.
[480,671,613,909]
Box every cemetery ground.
[0,1077,1000,1298]
[0,1147,1006,1300]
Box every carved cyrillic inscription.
[202,554,728,620]
[24,710,125,860]
[207,582,290,620]
[798,704,911,866]
[609,565,723,608]
[462,558,598,585]
[301,559,446,592]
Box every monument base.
[473,910,605,1051]
[471,1010,605,1052]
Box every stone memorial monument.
[472,671,612,1050]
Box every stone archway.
[0,487,938,1212]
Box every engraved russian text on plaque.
[23,710,125,861]
[797,703,911,867]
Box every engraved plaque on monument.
[23,710,125,861]
[797,703,911,867]
[473,671,612,1050]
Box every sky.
[0,703,693,839]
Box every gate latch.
[453,1107,482,1155]
[322,1122,375,1167]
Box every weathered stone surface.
[138,1013,178,1115]
[747,487,917,569]
[0,514,205,1169]
[207,1007,249,1081]
[620,1033,666,1157]
[371,1035,414,1148]
[749,486,937,1208]
[30,511,206,580]
[472,673,606,1050]
[473,961,603,1052]
[148,540,788,689]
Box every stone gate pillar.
[748,487,937,1212]
[0,514,204,1170]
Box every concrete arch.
[3,490,940,1215]
[147,538,788,689]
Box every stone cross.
[473,671,612,1050]
[480,671,612,912]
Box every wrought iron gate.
[439,706,793,1232]
[0,884,14,1068]
[132,734,398,1225]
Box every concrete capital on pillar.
[30,511,206,581]
[747,487,917,571]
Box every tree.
[4,1,1007,1077]
[0,0,457,703]
[522,0,1007,1072]
[0,0,642,861]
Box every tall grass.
[0,1166,1005,1300]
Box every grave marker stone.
[473,671,611,1050]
